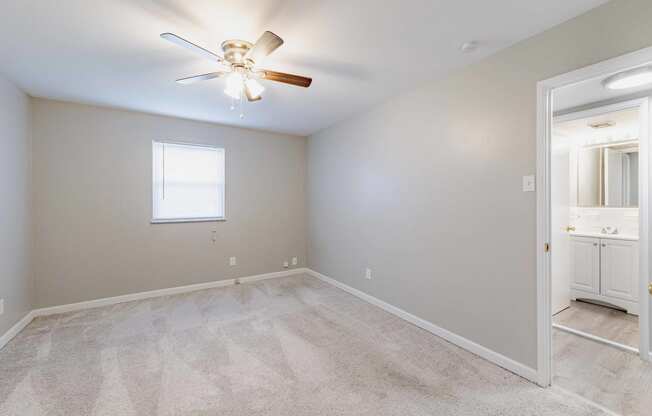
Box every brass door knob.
[649,283,652,295]
[566,226,576,232]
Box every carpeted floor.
[0,273,607,415]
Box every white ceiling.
[0,0,608,136]
[554,108,639,145]
[555,73,652,112]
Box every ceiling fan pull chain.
[239,92,245,119]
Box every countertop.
[569,231,638,241]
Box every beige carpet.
[0,274,607,415]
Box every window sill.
[150,217,226,224]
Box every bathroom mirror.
[577,141,639,207]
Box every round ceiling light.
[602,66,652,90]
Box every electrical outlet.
[0,299,4,315]
[283,260,289,268]
[211,231,217,243]
[291,257,298,266]
[229,256,237,266]
[365,268,372,280]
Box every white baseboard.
[0,268,308,350]
[32,268,309,317]
[306,268,539,384]
[0,310,36,351]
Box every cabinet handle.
[602,244,606,247]
[593,243,598,246]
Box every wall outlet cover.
[0,299,4,315]
[283,261,289,268]
[291,257,298,266]
[522,175,535,192]
[229,257,237,266]
[365,268,372,280]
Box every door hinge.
[544,243,550,253]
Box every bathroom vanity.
[569,232,639,315]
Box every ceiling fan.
[161,31,312,117]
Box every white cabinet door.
[601,239,639,302]
[570,237,600,294]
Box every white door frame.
[536,47,652,387]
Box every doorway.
[536,47,652,413]
[552,102,642,352]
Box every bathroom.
[552,104,640,349]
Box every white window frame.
[151,140,226,224]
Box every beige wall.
[32,99,307,308]
[307,0,652,369]
[0,75,32,334]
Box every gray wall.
[0,75,32,335]
[32,99,307,308]
[307,0,652,369]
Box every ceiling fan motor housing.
[221,40,254,66]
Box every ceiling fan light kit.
[161,31,312,118]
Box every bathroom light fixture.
[602,66,652,90]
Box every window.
[152,141,225,223]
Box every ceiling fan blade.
[260,70,312,88]
[244,31,284,64]
[245,84,262,102]
[176,72,227,85]
[160,33,223,63]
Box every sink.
[569,230,638,241]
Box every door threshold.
[550,386,621,416]
[553,323,638,354]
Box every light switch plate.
[522,175,535,192]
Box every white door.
[602,239,639,302]
[551,145,572,314]
[570,236,600,294]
